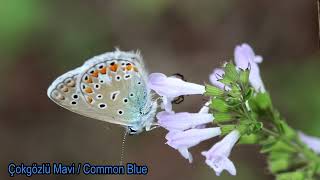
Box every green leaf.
[279,121,296,140]
[225,97,241,107]
[269,158,290,173]
[221,125,236,135]
[276,171,305,180]
[211,98,228,112]
[220,77,233,85]
[261,140,297,153]
[269,151,292,160]
[228,85,242,98]
[238,134,260,144]
[244,88,254,101]
[205,84,224,96]
[239,68,250,85]
[255,92,272,110]
[224,62,239,82]
[214,112,232,123]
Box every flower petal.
[204,156,236,176]
[157,111,214,131]
[166,127,221,149]
[148,73,205,98]
[209,68,226,90]
[202,130,240,176]
[234,43,265,92]
[161,96,174,112]
[298,131,320,154]
[178,148,193,163]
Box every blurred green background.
[0,0,319,179]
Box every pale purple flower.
[199,101,211,114]
[201,130,240,176]
[157,111,214,131]
[298,131,320,154]
[234,43,265,92]
[148,73,205,111]
[209,68,227,90]
[166,127,221,163]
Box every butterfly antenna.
[119,129,128,165]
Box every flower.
[166,127,221,163]
[198,101,211,114]
[157,111,214,131]
[148,73,205,111]
[298,131,320,154]
[209,68,230,90]
[201,130,240,176]
[234,43,265,92]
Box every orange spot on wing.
[91,70,99,77]
[84,87,93,94]
[109,64,118,72]
[87,96,93,103]
[126,65,133,71]
[99,67,107,74]
[86,77,93,83]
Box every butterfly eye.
[129,127,137,134]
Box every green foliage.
[211,98,228,112]
[214,112,232,123]
[276,171,305,180]
[238,134,260,144]
[239,68,250,85]
[280,121,296,140]
[252,93,272,110]
[223,62,238,82]
[205,62,320,179]
[221,125,236,135]
[205,84,224,96]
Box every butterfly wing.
[47,50,154,128]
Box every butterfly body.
[47,50,158,134]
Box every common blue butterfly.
[47,50,158,135]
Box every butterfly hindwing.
[47,50,153,128]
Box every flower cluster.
[148,43,266,176]
[148,43,320,178]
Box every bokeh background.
[0,0,319,179]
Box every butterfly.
[47,50,158,135]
